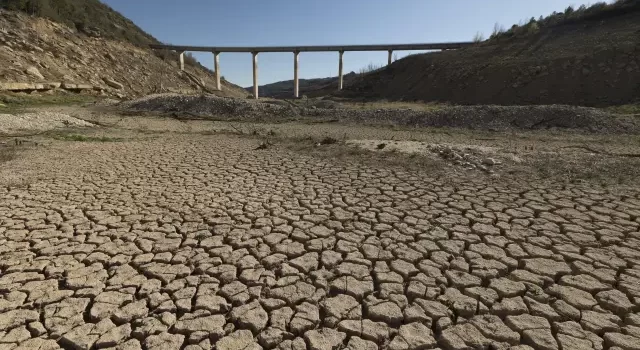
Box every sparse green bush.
[489,0,640,41]
[359,63,384,74]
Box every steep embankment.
[0,3,247,98]
[339,3,640,107]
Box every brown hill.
[250,72,359,98]
[335,2,640,107]
[0,9,248,98]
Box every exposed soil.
[119,93,640,134]
[0,105,640,350]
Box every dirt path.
[1,123,639,350]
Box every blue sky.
[102,0,595,87]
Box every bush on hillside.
[490,0,640,41]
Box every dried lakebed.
[0,134,639,350]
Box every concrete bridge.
[149,42,474,99]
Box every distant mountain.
[248,72,358,99]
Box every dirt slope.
[337,4,640,107]
[0,9,248,98]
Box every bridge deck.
[149,42,474,53]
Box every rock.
[217,330,262,350]
[523,259,571,278]
[26,66,44,79]
[95,323,131,348]
[289,302,319,334]
[445,270,482,288]
[489,278,526,297]
[304,328,347,350]
[337,319,390,343]
[276,338,306,350]
[390,322,437,350]
[13,338,60,350]
[257,327,291,348]
[329,276,374,299]
[548,285,597,310]
[322,294,361,326]
[491,296,528,317]
[365,298,403,326]
[173,314,225,339]
[0,326,30,343]
[557,334,595,350]
[470,315,520,345]
[438,323,491,350]
[112,299,148,323]
[522,329,558,350]
[345,336,378,350]
[145,332,185,350]
[0,309,40,331]
[230,300,268,333]
[195,295,230,313]
[505,314,551,332]
[596,289,635,314]
[581,311,621,333]
[604,332,640,350]
[482,158,498,166]
[103,77,124,90]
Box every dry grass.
[0,92,97,113]
[341,100,449,112]
[605,103,640,116]
[0,146,17,163]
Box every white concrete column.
[252,52,259,99]
[338,51,344,90]
[388,50,393,65]
[213,52,221,91]
[179,51,185,71]
[293,51,299,98]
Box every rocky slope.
[338,2,640,107]
[0,9,248,98]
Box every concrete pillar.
[338,51,344,90]
[213,52,221,91]
[179,51,185,71]
[388,50,393,65]
[252,52,259,99]
[293,51,299,98]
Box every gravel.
[121,94,640,134]
[0,112,93,134]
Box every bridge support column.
[293,51,299,98]
[388,50,393,65]
[338,51,344,90]
[252,52,259,99]
[213,52,222,91]
[213,52,221,91]
[179,52,185,71]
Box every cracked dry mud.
[1,133,640,350]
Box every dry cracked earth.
[1,133,640,350]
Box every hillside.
[250,72,358,98]
[0,3,248,98]
[0,0,158,46]
[337,1,640,107]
